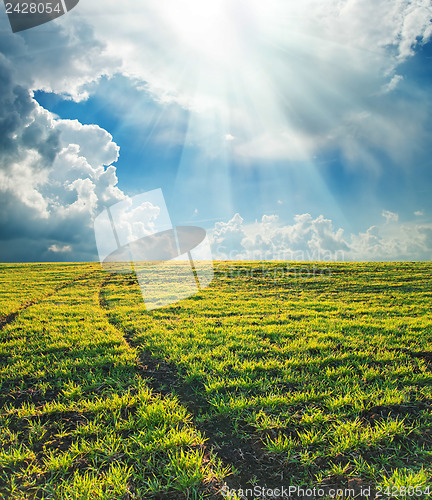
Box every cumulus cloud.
[210,212,432,261]
[0,13,121,100]
[212,213,246,259]
[350,223,432,261]
[211,213,350,260]
[0,25,125,262]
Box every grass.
[0,263,95,318]
[0,261,431,498]
[0,266,225,499]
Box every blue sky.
[1,0,432,262]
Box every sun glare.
[164,0,241,63]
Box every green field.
[0,262,431,499]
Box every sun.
[161,0,242,65]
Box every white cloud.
[48,244,72,253]
[382,210,399,223]
[210,211,432,261]
[3,0,431,166]
[262,215,279,225]
[414,210,424,216]
[9,20,121,101]
[0,47,125,261]
[70,0,432,162]
[115,201,162,243]
[54,120,120,168]
[382,74,404,93]
[211,212,350,261]
[350,222,432,261]
[212,213,247,259]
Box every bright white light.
[148,0,290,71]
[81,0,432,160]
[164,0,237,63]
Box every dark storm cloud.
[0,18,124,262]
[0,56,61,164]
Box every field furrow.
[2,261,432,499]
[99,273,281,494]
[0,266,226,499]
[0,264,100,323]
[100,261,432,498]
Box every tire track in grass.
[0,270,103,408]
[98,266,432,499]
[97,275,228,499]
[0,270,100,333]
[98,275,304,496]
[1,271,225,499]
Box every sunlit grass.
[1,261,431,497]
[0,265,225,498]
[103,261,432,490]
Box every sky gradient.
[1,0,432,262]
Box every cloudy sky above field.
[0,0,432,261]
